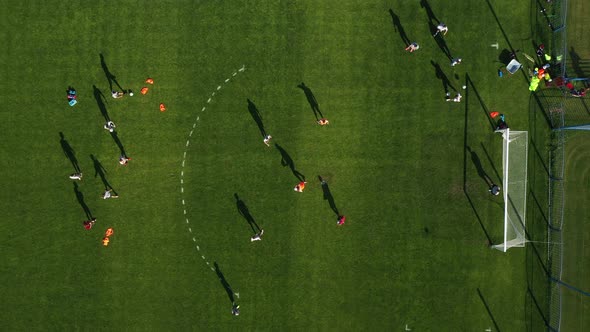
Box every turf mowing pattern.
[0,0,562,330]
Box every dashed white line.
[178,67,247,296]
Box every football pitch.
[0,0,574,330]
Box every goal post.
[493,129,529,252]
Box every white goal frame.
[493,129,528,252]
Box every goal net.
[493,129,528,252]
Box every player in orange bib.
[294,181,307,192]
[317,118,329,126]
[102,237,110,246]
[105,228,114,237]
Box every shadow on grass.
[214,262,235,304]
[319,176,339,217]
[420,0,440,24]
[60,132,81,173]
[93,85,110,122]
[247,99,267,138]
[388,8,411,46]
[431,60,456,94]
[463,74,494,246]
[109,131,126,157]
[234,193,261,234]
[477,288,501,332]
[73,182,93,220]
[297,83,323,120]
[90,154,113,191]
[100,53,124,92]
[275,143,305,181]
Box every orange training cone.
[490,111,500,118]
[140,87,149,95]
[146,78,154,84]
[159,103,166,112]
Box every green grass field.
[0,0,561,330]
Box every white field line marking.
[178,67,247,299]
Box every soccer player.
[102,189,119,200]
[102,237,110,246]
[489,184,500,196]
[251,229,264,242]
[69,173,83,180]
[451,58,462,66]
[317,118,329,126]
[433,23,448,36]
[405,42,419,52]
[263,135,272,147]
[119,155,130,165]
[337,215,346,225]
[294,181,307,192]
[105,228,114,237]
[83,218,96,230]
[103,121,116,133]
[232,304,240,316]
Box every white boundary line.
[179,66,247,285]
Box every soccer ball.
[462,85,467,90]
[129,92,134,96]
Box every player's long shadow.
[319,176,339,216]
[275,143,305,181]
[100,53,124,92]
[433,33,452,60]
[214,262,235,304]
[234,193,261,234]
[466,74,496,131]
[431,60,456,94]
[463,74,493,245]
[388,9,411,46]
[477,288,501,332]
[60,132,81,173]
[246,99,267,138]
[297,82,323,120]
[73,182,93,220]
[110,131,127,157]
[480,143,502,185]
[420,0,440,24]
[466,146,493,187]
[93,85,110,122]
[90,154,114,191]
